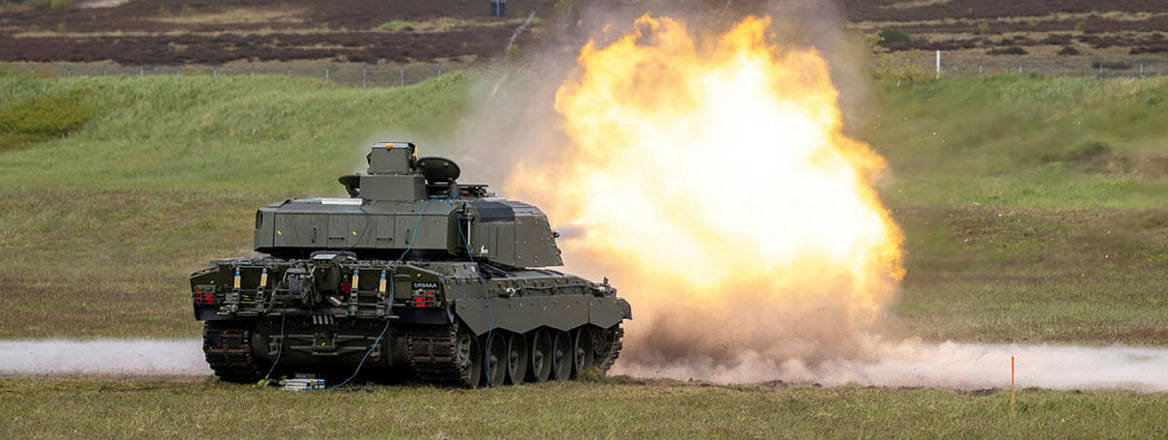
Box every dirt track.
[5,338,1168,392]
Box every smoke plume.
[407,0,1168,393]
[0,339,208,376]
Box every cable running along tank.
[191,143,631,387]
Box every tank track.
[597,325,624,373]
[203,321,264,383]
[405,323,474,387]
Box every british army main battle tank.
[190,142,630,387]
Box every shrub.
[987,46,1027,55]
[873,58,933,84]
[0,91,93,149]
[878,28,913,44]
[378,20,417,32]
[1040,140,1131,173]
[31,0,70,11]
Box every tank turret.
[253,143,563,267]
[338,142,427,201]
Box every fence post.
[399,69,404,87]
[362,68,367,88]
[287,68,291,77]
[935,50,940,79]
[978,64,983,76]
[1140,63,1144,79]
[139,68,144,78]
[213,67,219,77]
[66,67,71,78]
[325,68,330,81]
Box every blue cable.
[327,199,435,390]
[452,206,494,387]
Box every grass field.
[857,76,1168,344]
[0,72,471,337]
[4,72,1164,344]
[1,71,1167,438]
[2,378,1166,439]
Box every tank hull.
[192,256,629,387]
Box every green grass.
[0,89,92,148]
[1,65,1167,440]
[2,379,1165,439]
[0,73,1166,346]
[850,75,1168,345]
[861,75,1168,209]
[0,73,470,337]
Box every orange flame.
[508,15,904,374]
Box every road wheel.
[551,330,572,381]
[483,332,507,387]
[527,329,553,383]
[572,326,595,378]
[506,332,528,385]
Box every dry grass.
[881,0,954,10]
[375,16,537,33]
[154,7,304,25]
[1,379,1166,439]
[851,11,1168,31]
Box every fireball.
[507,15,903,378]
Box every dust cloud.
[411,0,1168,393]
[614,338,1168,392]
[1,338,1166,392]
[0,339,208,376]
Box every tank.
[190,142,631,387]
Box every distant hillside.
[1,0,1165,65]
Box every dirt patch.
[77,0,131,9]
[1137,155,1168,177]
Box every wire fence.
[7,53,1168,86]
[888,52,1168,79]
[4,62,459,88]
